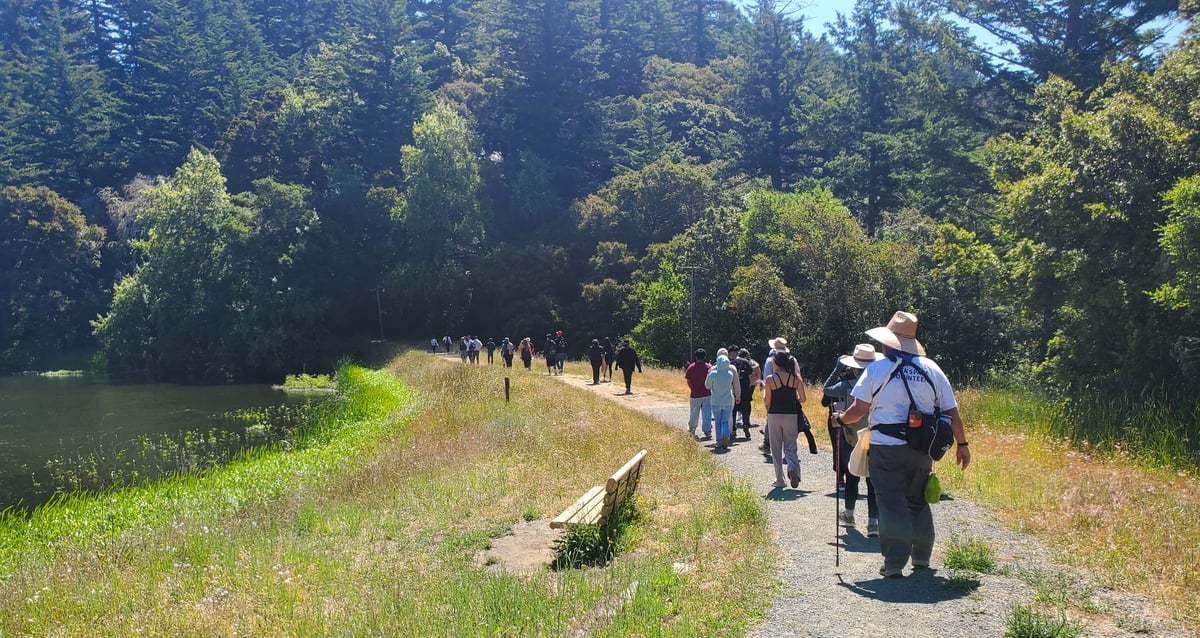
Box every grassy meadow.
[613,359,1200,628]
[0,353,775,636]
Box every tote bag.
[848,427,872,477]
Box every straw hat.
[767,337,789,352]
[839,343,884,369]
[865,311,925,356]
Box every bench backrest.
[600,449,647,520]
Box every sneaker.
[879,566,904,579]
[866,518,879,537]
[911,560,930,570]
[838,509,856,527]
[701,433,712,441]
[788,468,800,488]
[758,441,770,453]
[772,479,785,489]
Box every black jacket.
[615,345,641,372]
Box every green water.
[0,374,307,512]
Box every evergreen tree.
[1,0,123,195]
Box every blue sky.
[765,0,1187,52]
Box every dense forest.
[2,0,1199,406]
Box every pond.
[0,374,313,513]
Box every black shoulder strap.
[898,360,940,412]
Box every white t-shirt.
[850,356,957,446]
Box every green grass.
[1004,604,1086,638]
[942,536,998,574]
[0,353,776,636]
[277,372,336,391]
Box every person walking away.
[430,337,439,353]
[705,350,742,449]
[520,337,533,370]
[615,338,642,394]
[543,334,557,374]
[500,337,514,368]
[555,331,568,375]
[443,335,452,353]
[684,349,713,439]
[733,349,759,439]
[758,338,785,453]
[603,337,615,381]
[764,345,806,488]
[824,343,883,536]
[486,337,497,364]
[588,339,605,384]
[470,336,483,364]
[833,311,971,578]
[459,336,469,362]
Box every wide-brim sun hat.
[865,311,926,356]
[839,343,885,369]
[767,337,789,352]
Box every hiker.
[833,311,971,578]
[614,338,642,394]
[429,337,439,353]
[543,334,557,375]
[684,349,712,440]
[588,339,605,384]
[705,349,742,449]
[555,331,568,374]
[443,335,452,353]
[519,337,533,370]
[733,348,760,440]
[486,337,497,364]
[602,337,616,382]
[459,336,469,362]
[500,337,515,368]
[757,338,786,454]
[824,343,884,537]
[470,336,482,364]
[763,343,806,488]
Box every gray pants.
[868,444,934,572]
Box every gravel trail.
[554,373,1192,638]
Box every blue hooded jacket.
[705,354,741,407]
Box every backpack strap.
[897,359,940,414]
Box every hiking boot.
[879,566,904,579]
[788,468,800,488]
[838,509,856,527]
[700,433,712,441]
[758,441,770,453]
[911,560,931,570]
[866,518,879,537]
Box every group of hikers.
[431,332,646,395]
[430,311,970,579]
[685,311,972,579]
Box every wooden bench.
[550,449,648,529]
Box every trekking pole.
[833,406,840,567]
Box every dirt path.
[551,371,1190,638]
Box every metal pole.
[373,288,384,341]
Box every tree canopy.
[1,0,1197,421]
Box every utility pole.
[372,287,384,341]
[679,265,700,358]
